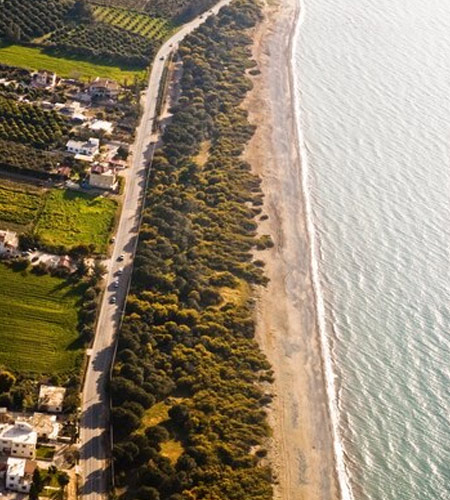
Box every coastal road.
[79,2,232,499]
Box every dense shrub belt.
[111,1,275,499]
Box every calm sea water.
[293,1,450,499]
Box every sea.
[292,1,450,499]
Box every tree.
[68,0,93,22]
[57,472,70,494]
[0,370,15,393]
[29,468,43,500]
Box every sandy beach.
[243,0,339,499]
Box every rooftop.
[38,385,66,409]
[89,77,120,91]
[7,457,36,478]
[0,422,37,445]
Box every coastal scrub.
[111,1,275,499]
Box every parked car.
[110,237,116,243]
[118,254,125,261]
[113,280,119,289]
[110,297,117,304]
[117,268,124,275]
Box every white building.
[0,229,18,254]
[33,71,57,89]
[89,164,117,190]
[66,137,100,161]
[89,119,114,134]
[6,457,36,493]
[17,413,59,442]
[88,77,120,98]
[38,385,66,413]
[0,422,37,459]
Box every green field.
[93,5,171,40]
[35,190,117,253]
[0,180,45,230]
[0,263,85,374]
[0,44,146,84]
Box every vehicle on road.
[117,268,124,275]
[118,254,125,261]
[110,297,116,304]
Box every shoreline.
[243,0,340,499]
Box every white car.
[117,268,124,276]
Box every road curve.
[79,2,232,500]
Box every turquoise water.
[293,1,450,499]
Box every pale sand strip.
[243,0,339,499]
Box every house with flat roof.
[17,413,59,442]
[38,385,66,413]
[6,457,36,493]
[66,137,100,162]
[88,77,120,98]
[0,422,37,459]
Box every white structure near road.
[38,385,66,413]
[6,457,36,492]
[89,120,114,134]
[0,421,37,459]
[66,137,100,162]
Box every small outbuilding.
[38,385,66,413]
[0,229,18,254]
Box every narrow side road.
[79,3,232,500]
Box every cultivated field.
[35,190,118,253]
[0,44,146,84]
[0,180,45,231]
[0,263,85,374]
[93,5,171,40]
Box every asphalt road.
[79,2,232,499]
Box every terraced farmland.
[93,5,172,41]
[0,263,85,374]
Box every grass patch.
[160,439,183,463]
[193,140,210,167]
[0,44,146,84]
[0,263,85,375]
[34,190,117,253]
[0,180,46,231]
[36,445,55,460]
[220,278,251,307]
[140,401,169,430]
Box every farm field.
[0,263,85,374]
[93,5,172,40]
[0,44,146,84]
[35,189,118,253]
[0,180,45,231]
